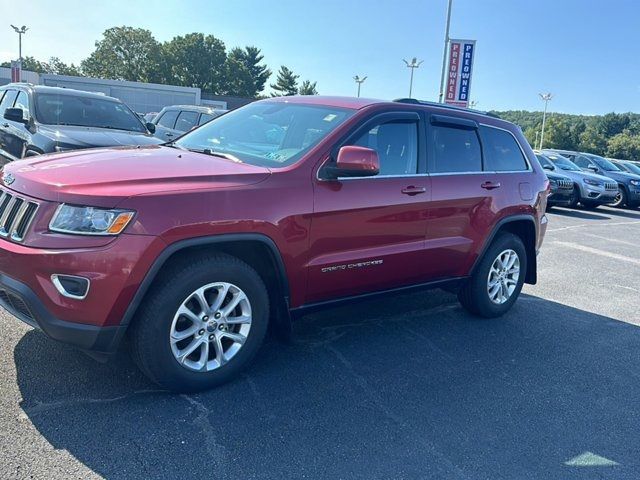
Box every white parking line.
[581,232,638,247]
[553,241,640,266]
[547,220,640,232]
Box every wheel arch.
[471,215,538,285]
[119,234,292,336]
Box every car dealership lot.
[1,206,639,480]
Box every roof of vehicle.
[159,105,228,114]
[1,83,121,102]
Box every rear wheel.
[129,253,269,392]
[458,233,527,318]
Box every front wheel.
[610,186,627,208]
[129,253,269,392]
[458,233,527,318]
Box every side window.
[348,120,418,176]
[175,111,199,132]
[198,113,214,126]
[429,125,482,173]
[13,91,30,116]
[480,126,528,171]
[0,90,18,117]
[573,155,590,168]
[156,110,179,129]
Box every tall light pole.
[538,93,553,150]
[353,75,367,97]
[403,58,423,98]
[10,25,28,61]
[438,0,453,103]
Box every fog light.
[51,274,90,300]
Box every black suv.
[0,84,162,162]
[151,105,228,142]
[534,154,574,208]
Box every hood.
[591,169,640,182]
[558,168,615,184]
[2,145,271,207]
[39,125,163,149]
[545,171,572,182]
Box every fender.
[116,233,291,333]
[470,214,538,285]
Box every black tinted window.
[34,93,145,132]
[0,90,18,116]
[175,111,198,132]
[480,126,528,171]
[429,125,482,173]
[157,110,179,129]
[350,121,418,175]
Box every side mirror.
[587,165,599,173]
[145,122,156,134]
[324,146,380,179]
[4,107,28,125]
[542,164,554,171]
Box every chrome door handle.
[401,186,427,196]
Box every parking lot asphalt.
[1,206,640,480]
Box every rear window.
[480,126,528,171]
[175,111,198,132]
[429,125,482,173]
[34,93,146,132]
[157,110,179,129]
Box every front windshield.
[175,102,354,168]
[586,154,620,172]
[34,93,147,133]
[548,154,580,171]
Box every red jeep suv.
[0,96,548,392]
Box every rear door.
[423,114,498,279]
[307,110,431,303]
[153,109,180,141]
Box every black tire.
[129,253,269,393]
[458,233,527,318]
[610,186,627,208]
[568,185,580,208]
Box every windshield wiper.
[192,148,242,163]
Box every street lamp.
[403,57,423,98]
[538,92,553,150]
[353,75,367,97]
[10,25,28,61]
[438,0,454,103]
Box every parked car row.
[535,149,640,211]
[0,83,226,162]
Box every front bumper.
[628,188,640,207]
[548,188,574,206]
[0,234,164,353]
[0,272,125,353]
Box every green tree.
[81,26,162,83]
[270,66,299,96]
[163,33,227,93]
[298,80,318,95]
[543,116,575,150]
[606,131,640,161]
[46,57,82,76]
[223,55,256,97]
[1,56,48,73]
[227,46,271,96]
[578,125,608,155]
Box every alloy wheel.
[169,282,252,372]
[486,249,520,305]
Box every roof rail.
[392,98,499,118]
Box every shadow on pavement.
[14,291,640,479]
[602,208,640,220]
[548,207,610,220]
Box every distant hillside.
[489,111,640,160]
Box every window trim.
[318,110,427,181]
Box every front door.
[307,111,431,304]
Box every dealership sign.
[10,61,21,83]
[445,39,476,107]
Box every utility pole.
[538,93,553,150]
[403,58,423,98]
[438,0,453,103]
[10,25,28,61]
[353,75,367,97]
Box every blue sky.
[2,0,639,114]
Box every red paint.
[0,97,548,333]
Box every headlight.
[50,204,135,235]
[583,178,602,186]
[630,180,640,187]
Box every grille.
[605,182,618,191]
[557,179,573,189]
[0,189,39,242]
[0,288,34,321]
